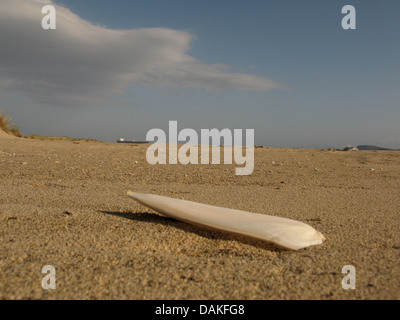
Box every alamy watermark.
[41,4,356,31]
[341,5,356,30]
[146,121,254,176]
[41,265,56,290]
[41,5,56,30]
[342,265,356,290]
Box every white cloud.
[0,0,285,106]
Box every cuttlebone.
[127,191,326,250]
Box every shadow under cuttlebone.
[98,210,283,252]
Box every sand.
[0,129,14,139]
[0,133,399,300]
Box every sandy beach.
[0,131,399,300]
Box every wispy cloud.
[0,0,285,107]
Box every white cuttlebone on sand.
[127,192,325,250]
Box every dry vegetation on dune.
[0,109,100,142]
[0,110,22,137]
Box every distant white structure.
[343,145,358,151]
[117,138,148,144]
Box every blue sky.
[0,0,399,148]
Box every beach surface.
[1,131,399,299]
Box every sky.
[0,0,399,148]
